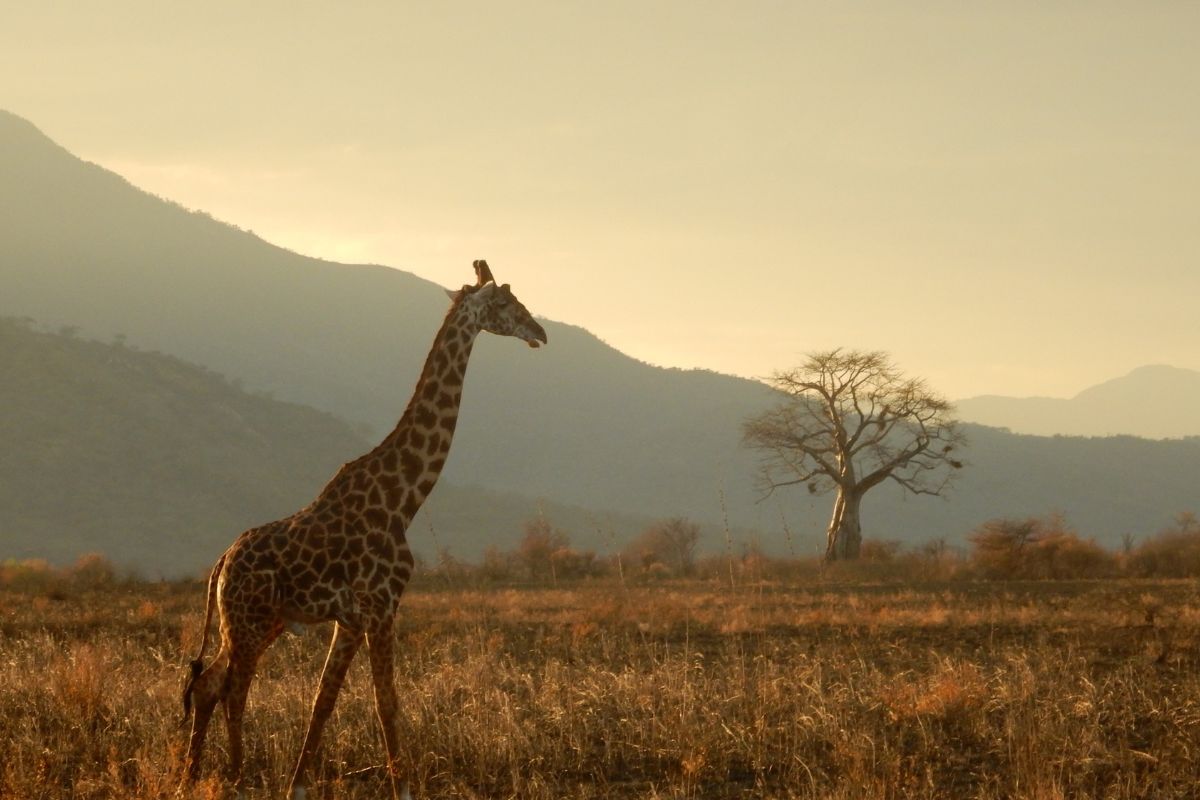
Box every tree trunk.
[825,488,863,561]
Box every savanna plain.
[2,564,1199,800]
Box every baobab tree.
[743,350,965,561]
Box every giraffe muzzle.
[526,323,548,348]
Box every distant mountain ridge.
[3,108,1199,565]
[957,365,1200,439]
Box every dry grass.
[2,578,1200,798]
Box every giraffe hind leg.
[181,648,230,784]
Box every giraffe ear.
[445,287,463,302]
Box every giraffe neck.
[373,299,480,528]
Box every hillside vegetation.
[0,317,366,571]
[0,319,656,575]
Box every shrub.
[968,518,1040,579]
[426,547,471,585]
[860,539,902,563]
[71,553,117,588]
[909,538,964,581]
[479,546,518,583]
[625,517,701,577]
[517,516,570,581]
[1126,512,1200,578]
[1027,530,1115,579]
[967,514,1116,580]
[0,558,64,594]
[549,547,599,580]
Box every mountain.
[0,318,657,574]
[956,365,1200,439]
[0,109,778,536]
[856,425,1200,549]
[2,109,1198,566]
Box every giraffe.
[179,260,546,799]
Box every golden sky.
[3,2,1198,399]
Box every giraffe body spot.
[401,494,420,519]
[385,485,405,507]
[324,561,348,584]
[415,405,436,428]
[364,508,388,530]
[400,450,423,483]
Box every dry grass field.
[2,574,1200,799]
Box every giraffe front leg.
[288,622,364,798]
[367,617,411,800]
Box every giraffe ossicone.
[178,261,546,799]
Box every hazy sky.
[3,2,1198,399]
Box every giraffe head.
[456,260,548,348]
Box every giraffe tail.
[182,551,225,720]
